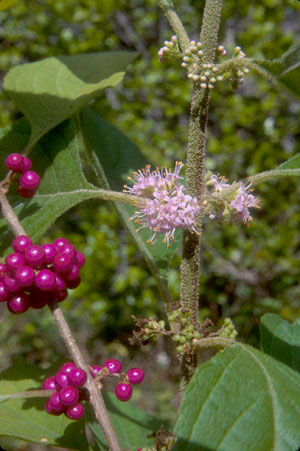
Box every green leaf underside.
[87,392,162,450]
[0,0,18,12]
[80,107,182,281]
[260,313,300,373]
[0,118,112,254]
[0,363,88,450]
[3,52,137,146]
[252,44,300,99]
[173,344,300,451]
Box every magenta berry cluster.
[0,236,86,314]
[43,362,87,420]
[5,153,40,198]
[89,358,145,402]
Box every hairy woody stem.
[179,0,223,394]
[0,188,121,451]
[0,188,26,236]
[158,0,190,52]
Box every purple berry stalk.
[0,188,122,450]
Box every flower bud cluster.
[206,174,259,224]
[124,163,200,246]
[182,40,223,88]
[230,46,249,89]
[219,318,238,340]
[43,362,87,420]
[5,153,40,198]
[180,41,249,90]
[90,358,145,402]
[158,35,180,62]
[169,307,200,354]
[0,236,85,314]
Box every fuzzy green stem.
[158,0,190,52]
[179,0,223,394]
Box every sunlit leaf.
[174,344,300,451]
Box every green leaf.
[173,344,300,451]
[249,153,300,185]
[0,0,18,12]
[0,118,116,254]
[0,363,89,450]
[278,153,300,171]
[80,107,180,290]
[252,44,300,99]
[87,392,162,450]
[260,313,300,373]
[3,52,137,146]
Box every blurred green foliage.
[0,0,300,435]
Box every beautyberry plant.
[0,0,299,450]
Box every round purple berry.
[59,386,79,406]
[30,288,53,309]
[7,293,31,314]
[3,274,21,293]
[21,156,32,172]
[104,359,122,374]
[45,399,62,416]
[68,368,87,388]
[55,371,70,390]
[42,376,57,391]
[127,368,145,385]
[24,245,45,267]
[90,365,102,378]
[53,253,73,273]
[54,289,68,303]
[5,153,24,173]
[41,243,57,264]
[75,251,86,268]
[12,235,33,254]
[35,269,56,292]
[0,283,9,302]
[14,266,35,287]
[59,362,76,374]
[55,273,67,291]
[65,402,84,420]
[5,253,24,272]
[59,243,77,260]
[64,264,80,281]
[49,391,65,413]
[17,186,37,198]
[115,382,132,402]
[53,238,70,251]
[65,276,81,290]
[20,171,40,190]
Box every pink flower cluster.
[209,174,259,223]
[124,163,200,246]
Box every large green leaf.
[87,392,162,450]
[0,363,89,450]
[261,313,300,373]
[0,118,114,254]
[80,106,179,293]
[3,52,136,146]
[252,44,300,100]
[173,344,300,451]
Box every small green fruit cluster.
[219,318,238,339]
[169,307,200,354]
[141,318,166,343]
